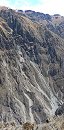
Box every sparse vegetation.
[0,7,64,129]
[23,122,34,130]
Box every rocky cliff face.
[0,7,64,125]
[25,11,64,38]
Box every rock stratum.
[0,7,64,126]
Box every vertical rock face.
[0,7,64,124]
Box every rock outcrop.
[0,7,64,124]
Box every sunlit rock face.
[0,7,64,124]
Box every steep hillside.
[0,7,64,125]
[0,115,64,130]
[25,10,64,38]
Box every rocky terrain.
[0,6,64,128]
[0,115,64,130]
[25,10,64,38]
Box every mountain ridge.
[0,7,64,126]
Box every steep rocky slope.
[0,115,64,130]
[0,7,64,125]
[25,10,64,38]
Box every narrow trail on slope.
[30,61,50,100]
[47,78,59,115]
[14,96,26,122]
[30,61,59,115]
[24,92,34,122]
